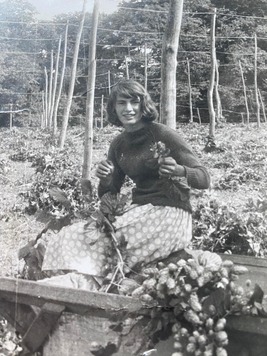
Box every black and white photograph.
[0,0,267,355]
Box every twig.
[105,265,120,293]
[103,216,125,293]
[73,131,84,138]
[0,173,11,181]
[14,222,28,232]
[103,216,125,272]
[110,231,125,274]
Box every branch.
[0,109,30,114]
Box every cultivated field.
[0,122,267,277]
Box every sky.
[25,0,121,19]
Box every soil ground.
[0,122,266,277]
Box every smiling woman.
[41,79,210,286]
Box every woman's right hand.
[96,160,114,181]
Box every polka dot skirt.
[113,204,192,269]
[42,221,112,276]
[42,204,192,276]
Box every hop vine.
[118,250,266,356]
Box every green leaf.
[80,178,93,197]
[202,288,227,317]
[100,192,130,218]
[249,283,264,304]
[18,239,36,259]
[48,187,71,208]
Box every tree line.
[0,0,267,129]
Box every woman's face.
[115,95,144,131]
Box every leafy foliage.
[213,168,262,191]
[21,151,97,219]
[0,319,22,355]
[212,0,267,16]
[192,197,267,256]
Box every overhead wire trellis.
[0,5,267,123]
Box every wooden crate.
[0,253,267,355]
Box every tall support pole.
[82,0,100,179]
[53,23,68,136]
[44,67,48,128]
[108,70,111,95]
[187,58,193,123]
[41,91,45,128]
[258,89,266,122]
[197,108,201,124]
[254,34,260,128]
[125,56,129,80]
[48,50,54,129]
[50,37,62,133]
[239,60,250,124]
[9,104,13,130]
[59,0,87,149]
[215,60,222,122]
[160,0,184,129]
[100,94,104,129]
[144,43,148,91]
[207,8,216,139]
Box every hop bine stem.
[103,217,125,292]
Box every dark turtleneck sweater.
[98,122,210,213]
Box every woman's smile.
[115,95,144,131]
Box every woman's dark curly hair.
[106,79,158,126]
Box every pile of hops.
[120,250,257,356]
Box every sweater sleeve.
[97,138,126,198]
[183,165,210,190]
[158,125,210,190]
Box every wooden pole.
[215,60,222,122]
[197,108,201,124]
[187,58,193,123]
[44,67,48,128]
[125,56,129,80]
[82,0,100,179]
[207,8,216,139]
[59,0,87,149]
[108,70,111,95]
[48,50,54,129]
[53,22,69,136]
[258,89,266,122]
[160,0,184,129]
[50,37,62,133]
[41,113,44,128]
[41,91,45,128]
[9,104,13,130]
[144,43,148,91]
[100,94,104,129]
[254,34,260,128]
[239,60,250,124]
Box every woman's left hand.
[158,156,185,179]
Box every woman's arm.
[183,165,210,189]
[156,127,210,189]
[158,155,210,189]
[97,142,126,198]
